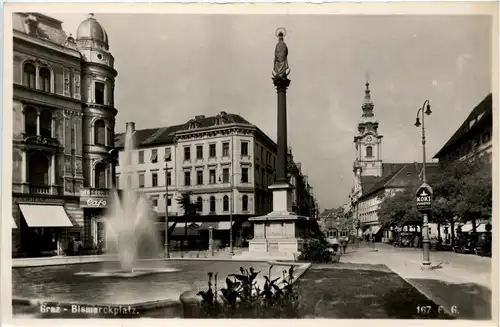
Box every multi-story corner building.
[433,93,492,164]
[11,13,118,257]
[433,93,492,234]
[348,82,438,241]
[114,112,317,245]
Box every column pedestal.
[247,183,310,261]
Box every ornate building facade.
[114,112,317,246]
[11,13,118,257]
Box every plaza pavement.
[341,243,493,319]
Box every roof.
[359,162,439,199]
[434,93,492,159]
[13,13,68,46]
[114,113,256,149]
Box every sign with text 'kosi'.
[416,183,433,212]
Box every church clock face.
[366,136,373,142]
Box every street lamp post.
[164,162,170,258]
[414,100,432,267]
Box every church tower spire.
[353,80,383,178]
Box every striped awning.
[461,223,489,233]
[171,222,202,236]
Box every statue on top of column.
[273,28,290,78]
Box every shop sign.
[80,197,108,208]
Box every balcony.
[22,134,62,152]
[79,187,112,198]
[26,184,63,196]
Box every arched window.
[28,152,49,186]
[366,146,373,158]
[94,162,107,189]
[39,66,51,92]
[223,195,229,212]
[24,106,38,136]
[210,196,216,213]
[197,197,203,213]
[242,195,248,212]
[23,62,36,88]
[94,120,106,146]
[39,110,52,138]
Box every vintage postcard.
[1,2,498,324]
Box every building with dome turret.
[11,13,118,257]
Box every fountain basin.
[74,267,181,278]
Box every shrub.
[298,238,335,263]
[196,265,300,318]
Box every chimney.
[126,122,136,135]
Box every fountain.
[75,124,180,278]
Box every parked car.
[453,237,476,254]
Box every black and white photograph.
[2,3,497,321]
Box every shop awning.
[12,217,18,229]
[19,204,74,227]
[372,225,382,234]
[171,222,202,236]
[199,221,235,231]
[461,223,489,233]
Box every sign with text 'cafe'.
[79,187,109,209]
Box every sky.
[50,13,492,210]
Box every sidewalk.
[342,243,492,319]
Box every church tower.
[353,81,383,178]
[76,13,118,189]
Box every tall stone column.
[274,76,290,183]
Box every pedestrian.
[414,235,419,249]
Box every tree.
[176,191,200,248]
[431,155,492,242]
[377,187,421,229]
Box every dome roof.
[76,13,108,45]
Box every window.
[152,198,158,207]
[166,171,172,186]
[63,70,70,96]
[222,168,229,183]
[184,147,191,161]
[115,176,120,189]
[152,172,158,187]
[210,196,216,213]
[241,141,249,156]
[94,162,107,189]
[28,152,49,186]
[164,147,172,161]
[261,168,265,186]
[74,73,81,98]
[242,195,248,212]
[196,145,203,159]
[94,120,106,146]
[95,82,105,105]
[184,171,191,186]
[151,149,158,163]
[138,150,144,164]
[167,197,172,206]
[241,167,249,183]
[209,144,216,157]
[197,170,204,185]
[39,67,51,92]
[222,142,230,157]
[197,197,203,213]
[209,169,216,184]
[39,110,52,138]
[138,173,145,188]
[261,148,264,161]
[24,106,37,136]
[223,195,229,212]
[23,63,36,88]
[366,146,373,158]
